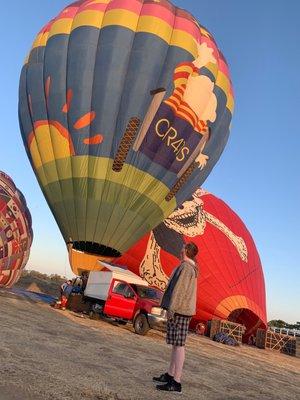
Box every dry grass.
[0,289,299,400]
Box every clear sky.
[0,1,299,323]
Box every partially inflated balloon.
[0,172,33,288]
[117,189,267,339]
[19,0,234,265]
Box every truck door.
[104,280,137,320]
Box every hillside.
[15,270,65,298]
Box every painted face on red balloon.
[164,189,207,237]
[132,189,248,291]
[165,188,248,261]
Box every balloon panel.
[19,0,234,259]
[117,189,267,337]
[0,172,33,288]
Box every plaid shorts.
[166,314,191,346]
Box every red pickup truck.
[84,263,167,335]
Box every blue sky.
[0,1,299,323]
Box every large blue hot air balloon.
[19,0,234,273]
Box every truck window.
[134,285,163,301]
[113,282,128,295]
[113,282,135,298]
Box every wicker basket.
[67,293,91,313]
[210,319,245,344]
[256,329,297,357]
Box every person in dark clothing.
[153,242,199,394]
[80,271,89,292]
[60,280,72,296]
[61,280,73,310]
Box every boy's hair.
[185,242,199,260]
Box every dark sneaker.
[156,380,182,394]
[153,372,173,383]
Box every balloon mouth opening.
[71,241,121,258]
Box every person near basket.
[153,242,199,394]
[60,279,73,310]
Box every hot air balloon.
[0,172,33,288]
[19,0,234,272]
[117,189,267,339]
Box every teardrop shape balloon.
[19,0,234,263]
[117,189,267,340]
[0,172,33,288]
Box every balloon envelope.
[0,172,33,288]
[19,0,234,264]
[117,189,267,338]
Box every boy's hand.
[167,310,175,320]
[195,153,209,170]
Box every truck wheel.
[134,313,150,335]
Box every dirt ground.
[0,290,299,400]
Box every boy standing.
[154,242,199,394]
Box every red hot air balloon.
[117,189,267,339]
[0,172,33,288]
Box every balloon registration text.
[155,118,190,162]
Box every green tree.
[268,319,286,328]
